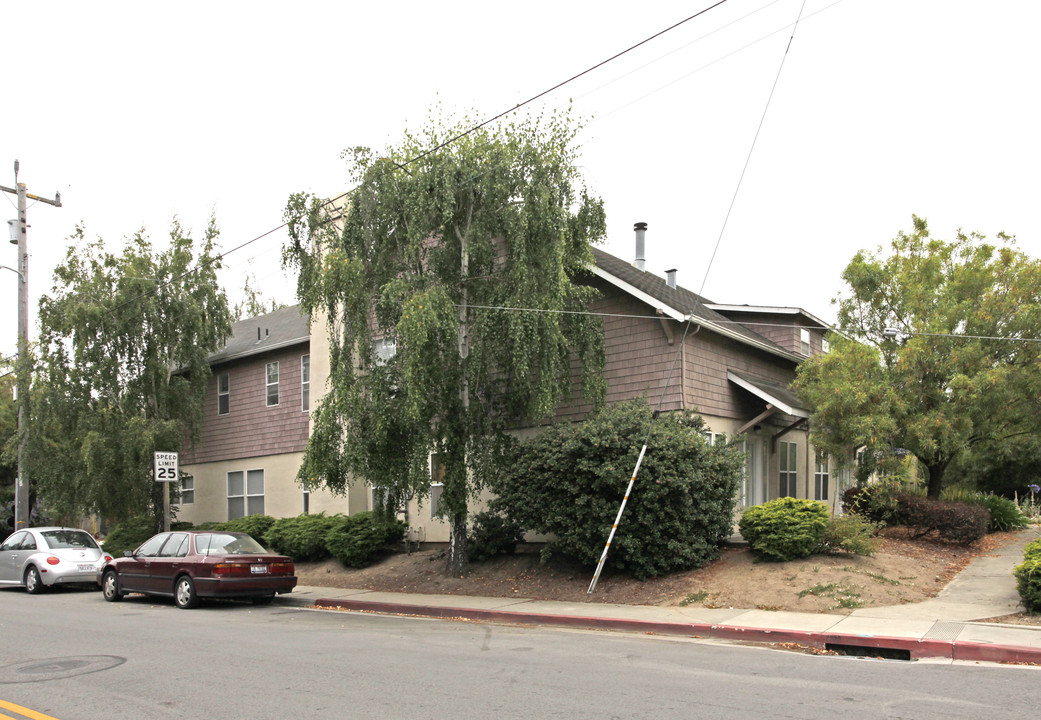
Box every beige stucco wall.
[179,452,351,525]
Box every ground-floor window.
[179,475,194,505]
[814,450,830,501]
[228,469,265,519]
[779,441,797,498]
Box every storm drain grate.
[923,621,966,642]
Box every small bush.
[264,513,340,561]
[896,494,989,544]
[468,511,525,562]
[1014,539,1041,613]
[820,514,880,556]
[324,512,406,568]
[739,498,830,562]
[968,495,1029,533]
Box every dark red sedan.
[98,530,296,609]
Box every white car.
[0,527,110,594]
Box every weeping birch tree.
[25,220,231,528]
[284,112,607,573]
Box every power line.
[400,1,733,168]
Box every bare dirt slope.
[296,530,1028,616]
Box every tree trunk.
[924,461,947,500]
[446,509,469,575]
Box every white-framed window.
[301,355,310,412]
[179,475,194,505]
[217,372,230,415]
[703,431,727,446]
[814,450,830,501]
[430,453,446,519]
[374,337,397,366]
[779,441,797,498]
[265,362,279,407]
[800,328,811,356]
[228,469,265,520]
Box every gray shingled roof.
[590,247,799,361]
[207,304,309,366]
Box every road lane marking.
[0,699,61,720]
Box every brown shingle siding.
[182,344,310,464]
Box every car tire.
[251,594,275,606]
[24,565,45,595]
[102,569,124,602]
[174,576,199,609]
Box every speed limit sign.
[154,452,179,482]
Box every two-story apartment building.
[177,305,351,525]
[179,237,840,537]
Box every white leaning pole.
[587,443,648,594]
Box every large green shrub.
[101,516,192,557]
[468,511,526,562]
[490,400,744,580]
[324,512,406,568]
[263,513,340,561]
[1014,538,1041,613]
[739,498,830,562]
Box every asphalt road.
[0,586,1037,720]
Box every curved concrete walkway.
[281,526,1041,664]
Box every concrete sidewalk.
[277,526,1041,665]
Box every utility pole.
[2,160,61,530]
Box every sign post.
[154,452,179,533]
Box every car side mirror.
[123,550,133,557]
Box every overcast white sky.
[3,0,1040,359]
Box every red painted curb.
[311,598,1039,663]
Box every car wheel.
[102,569,124,602]
[174,576,199,609]
[24,565,45,595]
[251,594,275,606]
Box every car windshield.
[195,533,268,555]
[42,530,99,550]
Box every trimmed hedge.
[263,513,340,562]
[1014,538,1041,613]
[895,494,989,544]
[324,512,406,568]
[101,517,193,557]
[739,498,830,562]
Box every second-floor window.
[266,362,279,407]
[301,355,310,411]
[217,372,230,415]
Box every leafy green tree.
[25,220,232,528]
[795,216,1041,499]
[284,111,607,573]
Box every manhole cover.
[0,656,126,684]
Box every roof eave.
[590,265,803,363]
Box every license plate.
[250,564,267,575]
[77,564,95,572]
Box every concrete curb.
[309,597,1041,664]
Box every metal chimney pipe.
[634,222,647,271]
[665,268,677,289]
